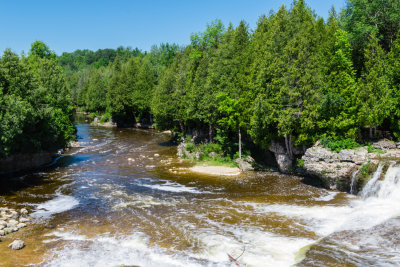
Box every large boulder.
[236,157,254,171]
[268,140,303,173]
[275,154,293,173]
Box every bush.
[366,143,384,154]
[320,136,360,153]
[296,158,305,167]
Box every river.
[1,122,400,266]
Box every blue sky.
[1,0,346,55]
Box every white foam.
[141,181,206,194]
[42,232,202,267]
[313,191,338,201]
[31,195,79,218]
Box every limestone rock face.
[372,139,396,150]
[301,141,400,191]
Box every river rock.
[8,240,25,250]
[0,220,7,227]
[154,153,160,157]
[19,217,29,223]
[7,219,18,228]
[0,230,4,236]
[3,228,14,235]
[20,208,28,215]
[16,223,26,229]
[236,158,254,172]
[9,211,18,219]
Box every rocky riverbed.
[0,207,30,250]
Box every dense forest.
[0,42,75,159]
[2,0,400,163]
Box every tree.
[357,33,392,138]
[341,0,400,70]
[29,41,56,59]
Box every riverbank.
[189,165,241,176]
[0,152,58,176]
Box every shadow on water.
[0,173,50,195]
[158,138,178,147]
[0,152,89,196]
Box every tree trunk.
[374,126,377,138]
[209,124,213,143]
[285,134,293,160]
[369,126,373,139]
[238,125,242,159]
[179,121,185,138]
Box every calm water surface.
[1,122,399,266]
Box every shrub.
[320,136,360,153]
[296,158,305,167]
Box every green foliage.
[320,136,360,152]
[296,158,305,167]
[341,0,400,70]
[0,44,74,159]
[360,162,370,175]
[29,41,56,60]
[366,143,385,154]
[48,1,400,162]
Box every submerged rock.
[8,240,25,250]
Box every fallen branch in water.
[227,246,245,266]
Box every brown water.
[1,122,400,266]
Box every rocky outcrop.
[268,140,304,173]
[236,156,255,171]
[301,139,400,191]
[177,143,202,160]
[0,152,56,175]
[92,117,117,128]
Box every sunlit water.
[1,122,400,266]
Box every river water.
[1,122,400,266]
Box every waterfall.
[360,163,400,200]
[360,163,384,199]
[350,169,359,194]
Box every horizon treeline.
[2,0,400,160]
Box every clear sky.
[1,0,346,55]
